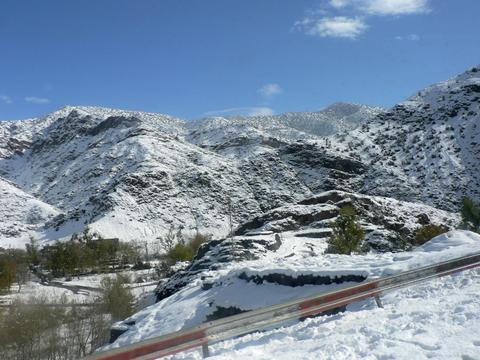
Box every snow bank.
[177,266,480,359]
[104,230,480,352]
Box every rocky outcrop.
[154,190,458,302]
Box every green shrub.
[98,275,135,321]
[414,224,448,246]
[461,197,480,233]
[166,242,194,265]
[326,205,365,255]
[163,232,210,266]
[39,233,140,277]
[188,233,210,257]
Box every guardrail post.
[374,295,383,308]
[202,343,210,358]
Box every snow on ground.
[173,267,480,360]
[105,230,480,355]
[0,176,60,248]
[0,268,159,309]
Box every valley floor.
[0,268,158,307]
[171,267,480,360]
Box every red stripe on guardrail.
[298,281,379,311]
[92,330,206,360]
[299,289,382,318]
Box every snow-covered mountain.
[2,65,480,359]
[0,66,479,248]
[187,102,383,149]
[0,103,381,246]
[329,66,480,210]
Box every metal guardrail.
[86,252,480,360]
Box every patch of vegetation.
[157,227,211,266]
[0,295,110,360]
[1,230,142,294]
[461,197,480,233]
[326,205,365,255]
[98,274,135,321]
[414,224,448,246]
[0,248,29,293]
[166,234,210,265]
[40,230,141,278]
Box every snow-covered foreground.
[173,267,480,360]
[103,230,480,359]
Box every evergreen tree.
[461,197,480,233]
[326,205,365,255]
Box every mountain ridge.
[0,66,478,247]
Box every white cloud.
[395,33,420,41]
[295,0,429,40]
[0,95,12,104]
[258,83,283,98]
[327,0,430,15]
[205,107,274,117]
[329,0,350,9]
[361,0,430,15]
[297,16,368,39]
[25,96,50,104]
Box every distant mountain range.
[0,65,479,248]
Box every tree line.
[0,227,211,294]
[0,230,141,293]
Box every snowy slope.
[0,177,60,247]
[103,230,480,354]
[328,66,480,210]
[174,266,480,360]
[153,190,459,304]
[0,104,380,244]
[187,102,383,152]
[0,107,263,242]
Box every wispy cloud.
[395,33,420,41]
[258,83,283,98]
[295,16,367,39]
[25,96,50,104]
[295,0,430,39]
[329,0,350,9]
[0,95,13,104]
[361,0,430,15]
[328,0,430,15]
[205,107,274,117]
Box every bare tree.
[157,225,177,253]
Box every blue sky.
[1,0,479,120]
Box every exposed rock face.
[236,191,458,250]
[237,271,367,287]
[155,235,283,301]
